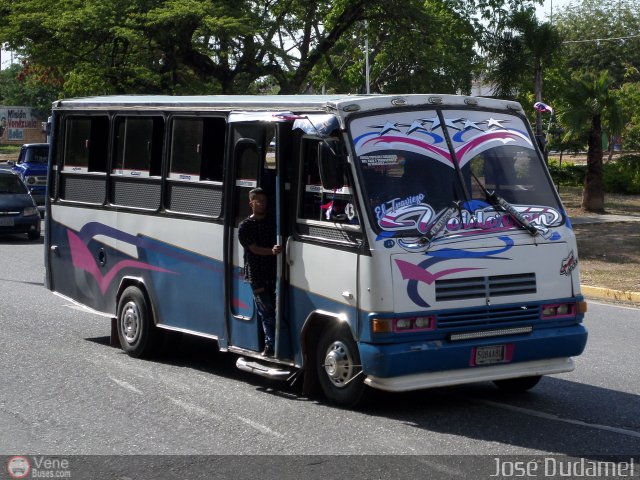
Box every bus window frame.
[294,135,363,247]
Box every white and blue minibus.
[45,94,587,406]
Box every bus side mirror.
[318,140,345,190]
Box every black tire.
[315,325,365,407]
[493,375,542,393]
[116,286,160,358]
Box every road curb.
[581,285,640,304]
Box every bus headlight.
[541,301,586,319]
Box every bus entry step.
[236,357,294,381]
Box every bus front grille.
[436,304,541,330]
[435,273,536,302]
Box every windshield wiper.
[423,205,458,243]
[470,172,539,236]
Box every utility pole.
[364,20,370,94]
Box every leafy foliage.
[0,0,537,98]
[554,0,640,87]
[616,82,640,151]
[310,0,480,94]
[0,63,60,116]
[603,154,640,194]
[484,8,561,99]
[548,160,586,187]
[549,156,640,194]
[558,71,623,211]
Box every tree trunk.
[581,114,605,212]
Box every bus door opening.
[226,123,291,359]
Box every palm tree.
[560,71,623,212]
[485,9,562,141]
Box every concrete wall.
[0,106,47,145]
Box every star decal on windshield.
[486,117,509,129]
[405,119,429,134]
[460,119,484,131]
[370,121,402,136]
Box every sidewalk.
[571,213,640,305]
[571,213,640,225]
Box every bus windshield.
[349,109,563,237]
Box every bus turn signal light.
[372,316,436,334]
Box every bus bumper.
[359,325,587,392]
[365,357,574,392]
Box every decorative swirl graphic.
[67,230,176,294]
[395,236,514,307]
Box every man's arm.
[247,243,282,256]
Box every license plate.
[475,345,506,365]
[0,217,15,226]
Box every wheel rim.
[121,301,141,344]
[323,340,355,388]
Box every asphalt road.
[1,232,639,478]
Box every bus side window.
[233,142,261,227]
[113,116,163,177]
[110,115,164,210]
[170,117,203,180]
[201,117,226,182]
[165,116,225,217]
[298,138,358,226]
[59,115,109,205]
[169,116,226,183]
[63,116,109,174]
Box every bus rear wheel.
[117,286,159,358]
[316,325,365,407]
[493,375,542,393]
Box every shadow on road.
[85,333,640,457]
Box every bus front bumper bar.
[364,357,574,392]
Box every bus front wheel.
[117,286,159,358]
[316,325,365,407]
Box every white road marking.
[474,398,640,439]
[234,415,285,439]
[167,397,223,420]
[167,397,283,438]
[108,376,143,395]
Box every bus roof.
[52,94,524,116]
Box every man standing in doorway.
[239,188,282,357]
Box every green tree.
[616,79,640,151]
[0,63,61,117]
[484,8,562,141]
[554,0,640,86]
[1,0,534,97]
[560,71,623,212]
[309,0,480,94]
